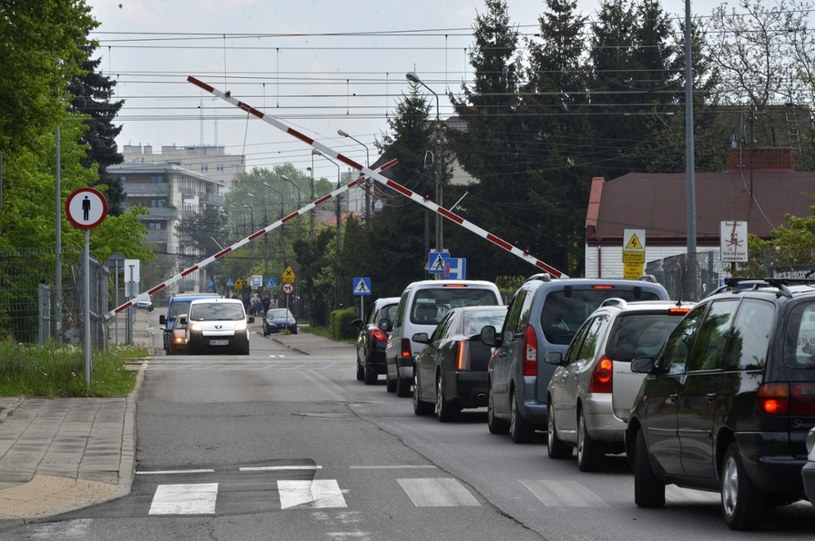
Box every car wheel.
[385,367,396,393]
[509,390,534,443]
[576,407,605,472]
[721,442,766,531]
[436,373,460,422]
[634,428,665,508]
[396,372,412,397]
[487,386,510,434]
[292,327,298,334]
[356,360,365,381]
[547,397,572,459]
[413,372,434,416]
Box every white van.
[385,279,502,397]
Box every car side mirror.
[544,351,564,366]
[352,318,363,330]
[480,325,501,347]
[378,318,391,332]
[247,316,255,324]
[412,332,430,344]
[630,356,655,374]
[159,315,167,325]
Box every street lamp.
[262,181,286,268]
[406,71,443,254]
[281,174,302,240]
[337,129,371,222]
[314,150,342,311]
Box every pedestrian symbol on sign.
[352,277,371,296]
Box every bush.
[330,307,358,340]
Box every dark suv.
[627,278,815,530]
[480,274,669,443]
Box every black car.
[626,278,815,530]
[353,297,400,384]
[412,305,507,421]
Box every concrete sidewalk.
[0,320,349,527]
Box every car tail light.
[371,327,387,342]
[592,284,614,290]
[456,340,470,370]
[757,383,815,416]
[401,338,412,358]
[589,356,614,393]
[523,324,537,376]
[667,306,691,315]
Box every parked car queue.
[356,274,815,532]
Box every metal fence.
[0,247,110,348]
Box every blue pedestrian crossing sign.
[428,250,450,274]
[352,277,372,296]
[226,278,234,288]
[265,277,277,289]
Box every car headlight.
[191,322,203,332]
[235,320,248,331]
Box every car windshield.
[188,303,245,321]
[168,300,192,318]
[411,288,500,326]
[540,289,662,345]
[268,309,294,319]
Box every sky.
[85,0,722,178]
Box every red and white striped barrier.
[187,76,568,279]
[105,160,397,319]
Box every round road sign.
[66,187,108,229]
[283,283,294,294]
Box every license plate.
[209,339,229,346]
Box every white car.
[185,298,254,355]
[134,298,154,311]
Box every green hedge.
[330,307,358,340]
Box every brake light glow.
[758,383,789,415]
[456,340,470,370]
[589,356,614,393]
[401,338,412,358]
[442,284,467,288]
[523,324,537,376]
[667,307,691,315]
[592,284,614,290]
[371,327,387,342]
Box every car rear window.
[606,313,686,362]
[189,303,245,321]
[540,288,662,345]
[411,288,500,326]
[783,300,815,369]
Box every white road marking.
[149,483,218,515]
[240,465,322,472]
[137,469,215,475]
[350,465,437,470]
[397,478,480,507]
[278,479,348,509]
[520,479,609,508]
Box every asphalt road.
[2,312,814,540]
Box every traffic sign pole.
[65,187,108,390]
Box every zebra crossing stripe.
[520,480,608,508]
[397,478,480,507]
[149,483,219,515]
[278,480,347,509]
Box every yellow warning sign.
[625,233,643,250]
[282,265,295,284]
[622,251,645,264]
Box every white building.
[122,144,245,193]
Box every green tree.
[175,207,231,257]
[68,44,126,215]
